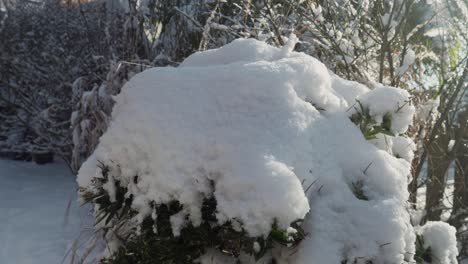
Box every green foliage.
[82,163,306,264]
[415,234,432,263]
[351,180,369,201]
[269,219,306,247]
[448,40,461,69]
[81,162,135,227]
[350,100,394,140]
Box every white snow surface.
[79,38,419,263]
[0,159,94,264]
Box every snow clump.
[419,222,458,264]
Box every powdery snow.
[78,38,433,263]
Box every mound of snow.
[79,38,419,263]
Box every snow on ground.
[0,159,93,264]
[78,37,431,263]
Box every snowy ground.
[0,159,93,264]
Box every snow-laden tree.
[0,0,130,163]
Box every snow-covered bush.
[76,37,441,263]
[416,222,458,264]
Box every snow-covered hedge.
[78,38,457,263]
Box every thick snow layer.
[79,38,418,263]
[0,159,94,264]
[419,222,458,264]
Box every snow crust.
[78,38,420,263]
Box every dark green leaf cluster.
[414,234,432,264]
[350,100,394,140]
